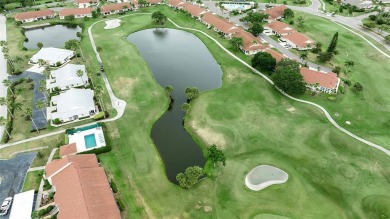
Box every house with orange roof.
[233,30,269,55]
[44,154,121,219]
[101,2,132,15]
[182,3,206,19]
[280,31,315,50]
[264,48,287,62]
[74,0,98,8]
[59,143,78,157]
[201,13,239,38]
[59,8,93,19]
[300,68,340,93]
[168,0,186,9]
[263,5,287,22]
[264,20,294,36]
[14,9,55,23]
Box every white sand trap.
[245,165,288,191]
[104,19,121,29]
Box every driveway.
[0,152,36,219]
[0,15,8,141]
[9,71,47,130]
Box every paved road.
[9,71,47,130]
[0,152,36,219]
[0,15,8,142]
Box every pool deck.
[68,126,106,153]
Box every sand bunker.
[104,19,121,29]
[245,165,288,191]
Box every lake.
[24,25,81,50]
[128,28,223,183]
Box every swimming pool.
[84,134,97,149]
[222,3,252,11]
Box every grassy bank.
[22,170,43,192]
[88,6,390,218]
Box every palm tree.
[2,47,9,54]
[0,40,7,47]
[3,54,14,72]
[0,97,14,118]
[43,66,51,79]
[96,47,102,52]
[86,70,94,88]
[344,60,355,69]
[0,116,11,139]
[2,79,14,96]
[300,52,308,62]
[76,69,85,86]
[38,59,46,67]
[25,107,39,133]
[35,99,47,119]
[38,82,47,101]
[13,102,23,112]
[94,85,105,112]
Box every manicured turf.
[22,170,44,192]
[284,11,390,150]
[86,6,390,218]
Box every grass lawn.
[22,170,44,192]
[282,11,390,150]
[86,6,390,218]
[321,1,369,16]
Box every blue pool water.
[84,134,97,149]
[222,3,251,11]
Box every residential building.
[300,68,340,93]
[74,0,99,8]
[59,143,77,158]
[264,48,287,62]
[44,154,121,219]
[264,5,287,22]
[51,88,96,122]
[30,47,75,66]
[59,8,93,19]
[182,3,206,19]
[201,12,239,38]
[168,0,186,9]
[47,64,88,91]
[101,2,132,15]
[233,30,269,55]
[280,31,315,50]
[14,9,55,23]
[264,20,294,36]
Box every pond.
[24,25,81,50]
[128,28,223,183]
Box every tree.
[344,60,355,69]
[0,97,14,118]
[248,23,264,36]
[151,11,167,25]
[239,12,268,23]
[96,46,102,52]
[95,85,105,112]
[76,32,82,38]
[0,116,11,139]
[86,69,94,88]
[385,35,390,43]
[299,52,308,62]
[297,16,305,28]
[185,87,200,101]
[275,59,300,73]
[353,82,363,92]
[38,59,46,67]
[273,60,306,95]
[37,42,43,49]
[2,79,14,96]
[35,99,47,119]
[76,69,85,85]
[65,15,75,21]
[230,37,243,51]
[317,52,333,62]
[181,103,191,113]
[165,85,173,95]
[92,11,98,18]
[251,52,276,72]
[139,0,147,6]
[326,32,338,53]
[43,67,51,79]
[206,145,226,167]
[25,107,39,133]
[38,82,47,101]
[13,102,23,112]
[176,166,204,189]
[283,8,294,19]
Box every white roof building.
[30,47,75,66]
[51,88,96,122]
[48,64,88,90]
[9,190,35,219]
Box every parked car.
[0,197,13,216]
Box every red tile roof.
[201,13,239,34]
[182,3,206,17]
[300,68,339,89]
[101,2,132,13]
[47,155,121,219]
[14,9,55,21]
[75,0,98,4]
[168,0,185,7]
[282,31,315,48]
[234,29,269,52]
[265,48,286,62]
[59,8,93,17]
[265,20,294,35]
[59,143,77,157]
[45,154,98,178]
[264,5,287,20]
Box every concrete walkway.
[27,166,45,172]
[35,148,57,210]
[0,15,8,141]
[167,18,390,157]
